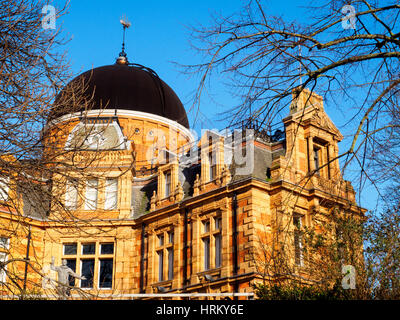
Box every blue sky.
[53,0,304,130]
[51,0,380,212]
[54,0,242,129]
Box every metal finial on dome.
[116,16,131,65]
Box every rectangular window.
[66,259,77,287]
[158,234,164,247]
[0,237,9,282]
[215,234,222,268]
[0,252,7,283]
[81,259,95,288]
[336,227,345,264]
[99,259,113,288]
[214,217,221,230]
[314,148,320,174]
[168,232,174,244]
[64,243,77,255]
[84,179,98,210]
[203,221,210,233]
[104,178,118,210]
[63,242,114,290]
[156,230,174,282]
[209,153,216,181]
[0,237,9,250]
[100,243,114,255]
[0,177,9,202]
[201,217,223,271]
[158,250,164,282]
[65,180,78,210]
[293,216,303,266]
[165,172,171,197]
[82,243,96,255]
[168,248,174,280]
[203,237,210,270]
[326,147,331,179]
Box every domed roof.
[50,63,189,128]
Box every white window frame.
[293,216,304,266]
[0,237,9,250]
[104,178,118,210]
[0,177,9,201]
[84,179,98,210]
[65,179,78,210]
[0,252,7,283]
[164,172,171,198]
[98,258,113,289]
[0,237,9,283]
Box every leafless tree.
[183,0,399,187]
[0,0,134,299]
[182,0,400,298]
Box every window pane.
[0,177,9,201]
[100,243,114,255]
[203,238,210,270]
[64,244,77,255]
[293,216,301,229]
[165,172,171,197]
[215,234,222,268]
[82,243,96,255]
[314,148,320,172]
[294,231,302,265]
[158,251,164,282]
[66,259,76,287]
[65,180,78,210]
[209,154,214,181]
[293,216,302,265]
[168,248,174,280]
[0,252,7,282]
[203,221,210,233]
[81,259,95,288]
[158,234,164,247]
[0,237,9,250]
[99,259,113,288]
[84,179,98,210]
[215,217,221,230]
[105,179,118,210]
[168,232,174,244]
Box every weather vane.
[117,15,131,65]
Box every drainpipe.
[232,193,239,299]
[140,222,146,293]
[22,225,31,299]
[183,208,189,287]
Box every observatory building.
[0,39,364,299]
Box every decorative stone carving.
[175,182,184,202]
[221,165,232,185]
[311,110,343,140]
[193,174,200,196]
[150,190,157,211]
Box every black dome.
[51,64,189,128]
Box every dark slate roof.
[50,64,189,129]
[132,136,286,217]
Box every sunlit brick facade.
[0,61,364,299]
